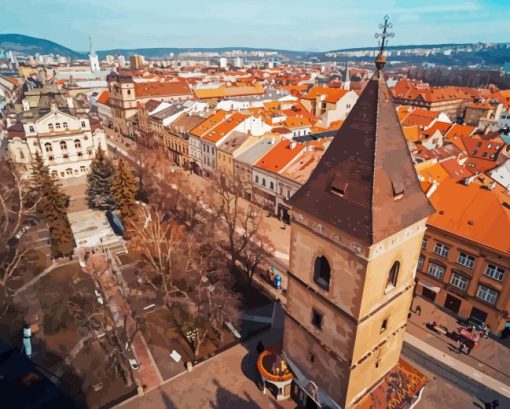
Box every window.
[87,150,92,155]
[18,150,25,160]
[84,135,89,141]
[48,123,54,131]
[380,319,388,333]
[450,272,469,291]
[417,255,424,272]
[427,262,445,280]
[262,178,266,187]
[255,175,259,183]
[29,125,34,132]
[434,242,449,258]
[63,122,68,129]
[51,170,58,178]
[270,181,274,190]
[81,121,86,128]
[55,123,61,129]
[77,152,83,157]
[60,141,68,151]
[45,143,53,153]
[63,154,69,159]
[309,352,315,363]
[311,309,323,330]
[485,264,505,282]
[66,168,73,175]
[48,156,54,162]
[476,285,498,305]
[80,166,86,173]
[74,139,82,149]
[387,261,400,289]
[457,252,475,269]
[313,256,331,291]
[422,237,428,249]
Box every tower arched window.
[74,139,81,149]
[60,141,68,151]
[387,261,400,289]
[45,143,53,153]
[313,256,331,291]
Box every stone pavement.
[409,296,510,384]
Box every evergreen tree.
[32,153,74,258]
[86,146,116,210]
[111,159,138,222]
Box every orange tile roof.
[192,82,265,99]
[426,121,452,136]
[400,108,439,128]
[402,125,420,143]
[283,116,313,129]
[462,135,504,161]
[190,110,229,137]
[440,157,473,179]
[464,157,500,173]
[254,139,305,173]
[418,162,449,185]
[444,124,475,151]
[202,112,249,143]
[301,86,349,104]
[134,80,192,98]
[96,90,110,105]
[280,139,332,184]
[428,177,510,253]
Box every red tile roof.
[134,80,192,98]
[254,139,305,173]
[96,90,110,105]
[301,87,349,104]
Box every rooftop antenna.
[374,15,394,69]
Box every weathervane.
[374,15,394,69]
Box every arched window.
[66,168,73,175]
[55,123,61,129]
[51,170,58,178]
[48,123,54,131]
[60,141,68,151]
[63,122,68,129]
[387,261,400,289]
[313,256,331,291]
[74,139,81,149]
[45,143,53,153]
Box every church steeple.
[89,35,100,73]
[287,17,433,245]
[342,63,350,91]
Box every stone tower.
[89,36,100,73]
[281,43,434,409]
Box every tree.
[0,158,39,316]
[32,153,74,258]
[86,146,116,210]
[111,159,137,222]
[213,177,262,274]
[129,206,241,359]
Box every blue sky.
[1,0,509,51]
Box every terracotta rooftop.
[254,139,305,173]
[301,86,349,104]
[428,176,510,253]
[202,112,249,144]
[96,90,109,105]
[280,139,332,185]
[134,80,192,98]
[190,110,229,138]
[288,68,435,245]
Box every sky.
[1,0,509,51]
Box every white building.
[89,36,100,73]
[6,89,106,179]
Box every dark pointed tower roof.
[287,65,434,245]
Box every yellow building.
[282,54,434,409]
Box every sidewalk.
[409,296,510,384]
[404,332,510,399]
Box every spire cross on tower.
[374,15,394,69]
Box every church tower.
[89,36,100,73]
[282,17,434,409]
[342,64,350,91]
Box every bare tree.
[213,177,262,274]
[238,238,273,284]
[128,206,241,359]
[0,159,39,316]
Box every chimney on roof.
[488,181,497,191]
[22,98,30,112]
[463,173,479,185]
[290,141,297,150]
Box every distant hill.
[0,34,85,58]
[1,33,509,68]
